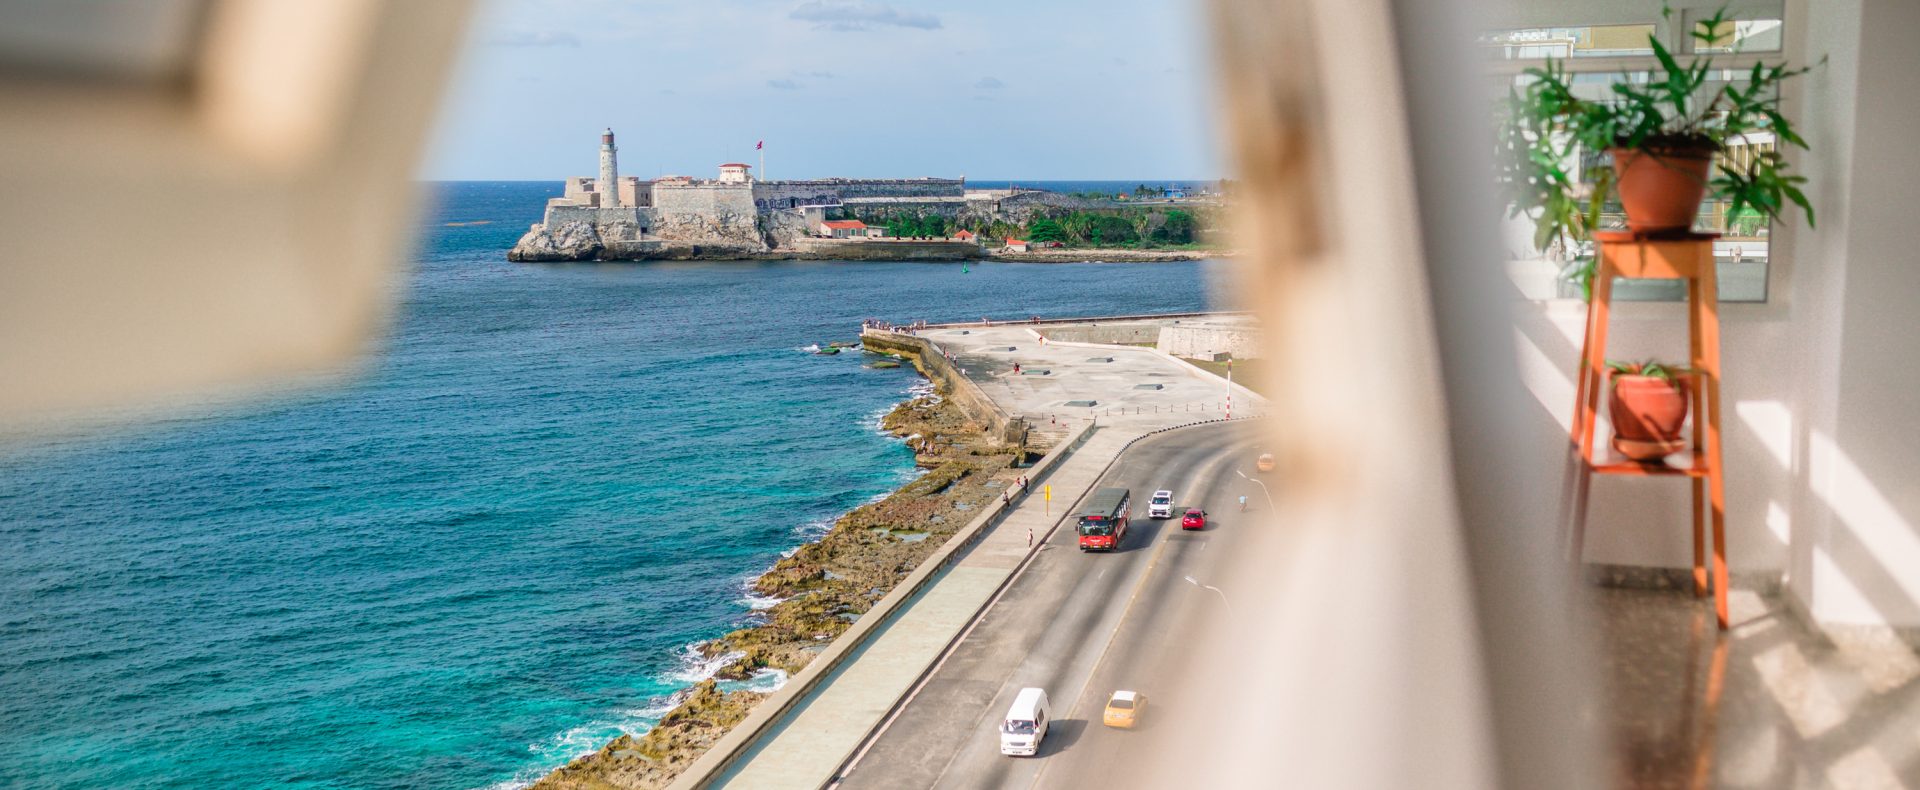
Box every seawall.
[786,239,985,261]
[860,329,1026,448]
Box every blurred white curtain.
[1149,0,1603,786]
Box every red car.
[1181,507,1208,531]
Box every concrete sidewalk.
[709,427,1139,789]
[698,317,1270,789]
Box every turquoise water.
[0,182,1218,789]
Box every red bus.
[1077,487,1131,551]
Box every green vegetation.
[840,203,1218,249]
[1498,4,1819,296]
[883,212,948,239]
[1029,207,1205,248]
[1606,359,1690,381]
[1026,218,1068,243]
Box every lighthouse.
[598,128,620,208]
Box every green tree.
[886,213,914,238]
[1062,212,1098,243]
[1027,218,1068,243]
[920,214,948,238]
[1091,215,1136,245]
[1155,210,1196,244]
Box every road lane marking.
[1027,442,1255,790]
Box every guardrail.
[667,420,1096,790]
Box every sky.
[421,0,1222,181]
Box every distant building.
[951,229,977,243]
[718,163,753,184]
[821,219,868,238]
[1002,238,1030,253]
[1164,185,1188,199]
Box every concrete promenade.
[708,428,1136,789]
[699,317,1267,790]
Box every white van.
[999,687,1051,756]
[1148,490,1174,519]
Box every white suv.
[1148,490,1174,519]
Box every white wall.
[1785,0,1920,629]
[1514,300,1798,576]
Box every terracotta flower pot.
[1609,374,1690,460]
[1611,145,1715,234]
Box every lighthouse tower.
[598,128,620,208]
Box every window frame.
[1486,1,1799,305]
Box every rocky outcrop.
[507,221,602,262]
[651,209,761,247]
[526,392,1029,790]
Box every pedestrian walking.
[1027,526,1034,548]
[1239,494,1248,512]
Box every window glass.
[1497,70,1775,302]
[1480,24,1658,60]
[1685,12,1784,54]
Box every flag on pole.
[756,140,764,150]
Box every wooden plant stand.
[1563,230,1730,629]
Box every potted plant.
[1607,360,1691,461]
[1496,5,1821,284]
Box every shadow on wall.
[1506,277,1793,576]
[1508,266,1920,630]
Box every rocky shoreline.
[989,247,1223,263]
[528,356,1033,790]
[507,220,1219,264]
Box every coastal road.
[831,419,1270,790]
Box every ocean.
[0,181,1220,790]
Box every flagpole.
[759,143,765,182]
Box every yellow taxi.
[1255,452,1276,473]
[1102,690,1145,729]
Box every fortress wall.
[763,208,816,248]
[751,184,845,210]
[617,177,652,207]
[839,197,970,221]
[753,179,964,209]
[788,238,985,261]
[540,206,656,242]
[561,177,596,202]
[650,184,762,245]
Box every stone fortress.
[507,129,1108,262]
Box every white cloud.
[486,30,581,48]
[975,76,1004,90]
[767,79,803,90]
[789,1,942,31]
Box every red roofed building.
[951,229,977,243]
[1002,238,1030,253]
[820,219,869,239]
[718,163,753,183]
